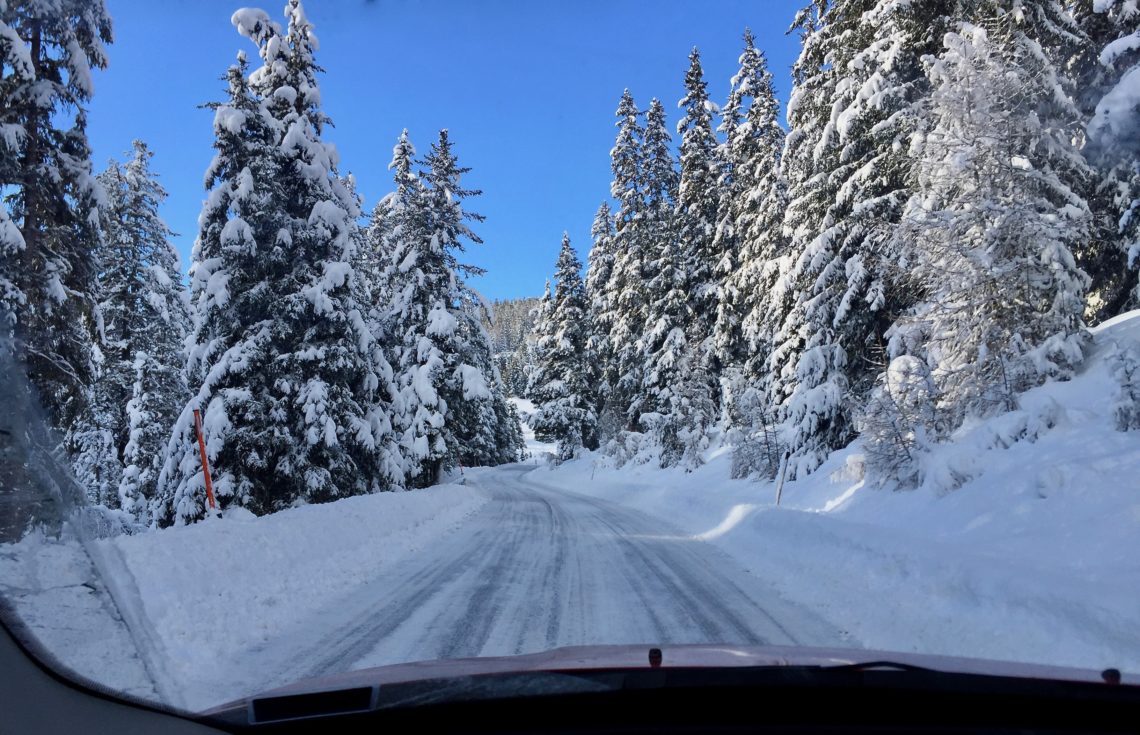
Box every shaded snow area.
[0,529,158,700]
[531,311,1140,674]
[510,396,558,459]
[100,483,485,711]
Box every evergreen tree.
[772,0,953,475]
[365,129,419,313]
[584,203,616,424]
[712,30,788,430]
[530,233,597,461]
[860,354,938,488]
[637,96,693,464]
[893,13,1090,429]
[602,90,648,434]
[1081,0,1140,315]
[0,0,111,431]
[674,48,722,357]
[526,279,553,402]
[450,296,526,468]
[83,141,190,520]
[388,128,521,484]
[158,4,396,524]
[663,52,722,467]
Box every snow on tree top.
[231,8,278,41]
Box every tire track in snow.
[243,464,843,694]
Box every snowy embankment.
[530,311,1140,673]
[98,481,488,710]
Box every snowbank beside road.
[531,311,1140,673]
[102,482,488,710]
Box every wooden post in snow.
[775,451,791,507]
[192,409,217,511]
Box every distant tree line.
[482,296,541,397]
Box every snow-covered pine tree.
[584,202,616,428]
[896,12,1091,429]
[637,95,693,465]
[450,295,526,468]
[1081,0,1140,316]
[388,127,521,484]
[771,0,953,476]
[601,90,647,435]
[664,52,722,468]
[384,128,450,485]
[860,354,938,488]
[526,279,553,403]
[154,51,273,523]
[530,233,597,461]
[1110,339,1140,431]
[74,141,192,519]
[110,143,192,523]
[674,48,722,360]
[157,4,397,524]
[0,0,111,431]
[711,29,788,431]
[711,29,756,377]
[366,130,419,313]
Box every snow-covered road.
[241,464,844,694]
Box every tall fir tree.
[584,202,616,425]
[108,142,193,522]
[888,11,1091,433]
[665,51,722,467]
[526,279,553,402]
[706,29,790,438]
[711,28,761,376]
[387,128,521,484]
[158,4,396,524]
[365,129,419,315]
[772,0,953,475]
[530,233,597,461]
[70,142,190,516]
[674,48,723,358]
[718,31,789,430]
[601,90,648,435]
[638,96,695,464]
[0,0,111,432]
[1080,0,1140,315]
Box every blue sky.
[87,0,803,301]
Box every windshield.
[1,0,1138,717]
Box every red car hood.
[204,643,1126,715]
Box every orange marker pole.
[192,409,217,510]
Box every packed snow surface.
[103,482,488,710]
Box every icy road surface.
[244,464,844,693]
